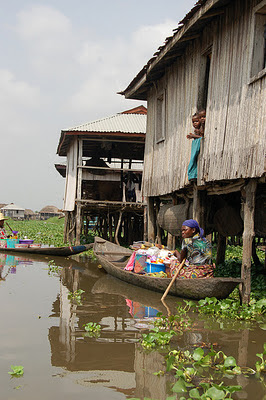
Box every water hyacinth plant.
[8,365,24,377]
[67,289,85,305]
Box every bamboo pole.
[161,258,186,301]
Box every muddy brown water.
[0,252,265,400]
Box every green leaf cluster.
[8,365,24,377]
[196,297,265,322]
[83,322,102,337]
[141,327,176,350]
[68,289,85,305]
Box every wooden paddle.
[6,222,14,234]
[161,258,186,301]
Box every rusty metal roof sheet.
[63,112,146,134]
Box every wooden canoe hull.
[0,244,92,257]
[94,237,242,300]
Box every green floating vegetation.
[82,322,102,338]
[137,295,265,400]
[46,260,62,276]
[195,296,265,322]
[67,289,85,305]
[8,365,24,377]
[213,245,265,300]
[255,343,266,375]
[7,218,96,248]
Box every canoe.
[0,243,93,257]
[93,237,243,300]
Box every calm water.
[0,252,265,400]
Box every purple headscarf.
[182,219,205,239]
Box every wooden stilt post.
[64,212,69,243]
[193,184,207,231]
[240,180,257,304]
[75,138,83,245]
[216,233,226,265]
[167,233,175,250]
[103,214,108,239]
[143,202,148,242]
[76,204,81,245]
[252,238,261,266]
[128,213,133,245]
[115,210,123,245]
[155,198,162,245]
[108,212,112,242]
[147,196,156,243]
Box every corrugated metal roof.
[63,112,147,134]
[1,203,25,211]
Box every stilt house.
[56,106,147,245]
[1,203,25,220]
[121,0,266,303]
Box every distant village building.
[1,203,25,219]
[39,206,62,220]
[24,209,36,220]
[121,0,265,303]
[56,106,147,244]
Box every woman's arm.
[173,248,187,262]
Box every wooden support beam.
[155,198,162,245]
[143,204,148,241]
[240,180,257,304]
[115,210,123,245]
[216,233,226,265]
[147,197,156,243]
[77,138,83,201]
[75,204,81,245]
[167,232,175,250]
[200,9,224,19]
[193,184,207,231]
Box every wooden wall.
[142,0,265,197]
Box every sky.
[0,0,196,212]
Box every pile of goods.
[0,236,41,249]
[126,241,179,278]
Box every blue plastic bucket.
[6,239,19,248]
[145,262,166,273]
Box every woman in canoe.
[0,213,8,239]
[173,219,214,279]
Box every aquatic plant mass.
[136,303,266,400]
[8,365,24,377]
[6,217,95,248]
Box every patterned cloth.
[0,228,7,239]
[170,234,214,279]
[182,234,212,265]
[178,264,214,279]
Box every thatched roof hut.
[39,206,62,220]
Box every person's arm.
[186,133,202,139]
[173,248,187,262]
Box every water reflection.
[0,252,265,400]
[0,253,33,281]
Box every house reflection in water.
[48,266,176,399]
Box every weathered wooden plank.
[142,0,265,198]
[240,179,257,304]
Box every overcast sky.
[1,0,196,212]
